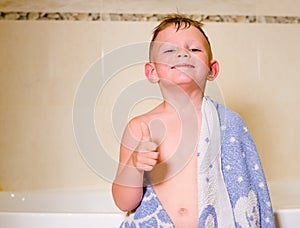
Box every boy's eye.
[190,48,201,52]
[163,49,175,53]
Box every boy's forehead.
[154,24,206,43]
[155,24,186,38]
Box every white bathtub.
[0,189,125,228]
[270,181,300,228]
[1,185,300,228]
[275,209,300,228]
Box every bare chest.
[150,153,199,227]
[143,103,201,226]
[150,117,199,162]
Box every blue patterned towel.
[119,97,275,227]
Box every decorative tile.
[0,12,299,24]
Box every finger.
[144,157,159,167]
[138,152,159,161]
[133,152,158,165]
[136,158,157,168]
[143,165,154,172]
[138,141,158,152]
[133,158,155,172]
[146,151,159,160]
[140,121,151,141]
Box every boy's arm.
[112,150,144,211]
[112,119,158,211]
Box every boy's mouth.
[170,64,195,69]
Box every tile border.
[0,12,299,24]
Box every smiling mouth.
[170,64,195,69]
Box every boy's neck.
[159,82,204,114]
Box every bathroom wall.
[0,0,300,209]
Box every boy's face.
[149,25,212,89]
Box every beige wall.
[1,20,300,190]
[0,21,105,190]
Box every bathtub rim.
[0,189,122,213]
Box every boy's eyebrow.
[158,42,175,48]
[155,41,205,49]
[152,42,174,49]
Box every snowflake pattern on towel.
[119,97,275,228]
[120,185,174,228]
[214,99,275,228]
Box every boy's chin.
[163,75,202,89]
[175,76,195,85]
[171,71,199,84]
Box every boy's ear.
[145,62,159,83]
[207,60,220,81]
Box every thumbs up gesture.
[131,122,159,172]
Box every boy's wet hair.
[151,14,210,45]
[149,14,213,60]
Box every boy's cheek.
[154,64,170,75]
[155,61,172,71]
[154,56,175,67]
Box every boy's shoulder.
[128,103,165,125]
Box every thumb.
[140,121,151,142]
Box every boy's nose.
[176,49,190,58]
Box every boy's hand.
[131,122,159,172]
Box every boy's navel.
[178,207,188,215]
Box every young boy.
[112,14,275,227]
